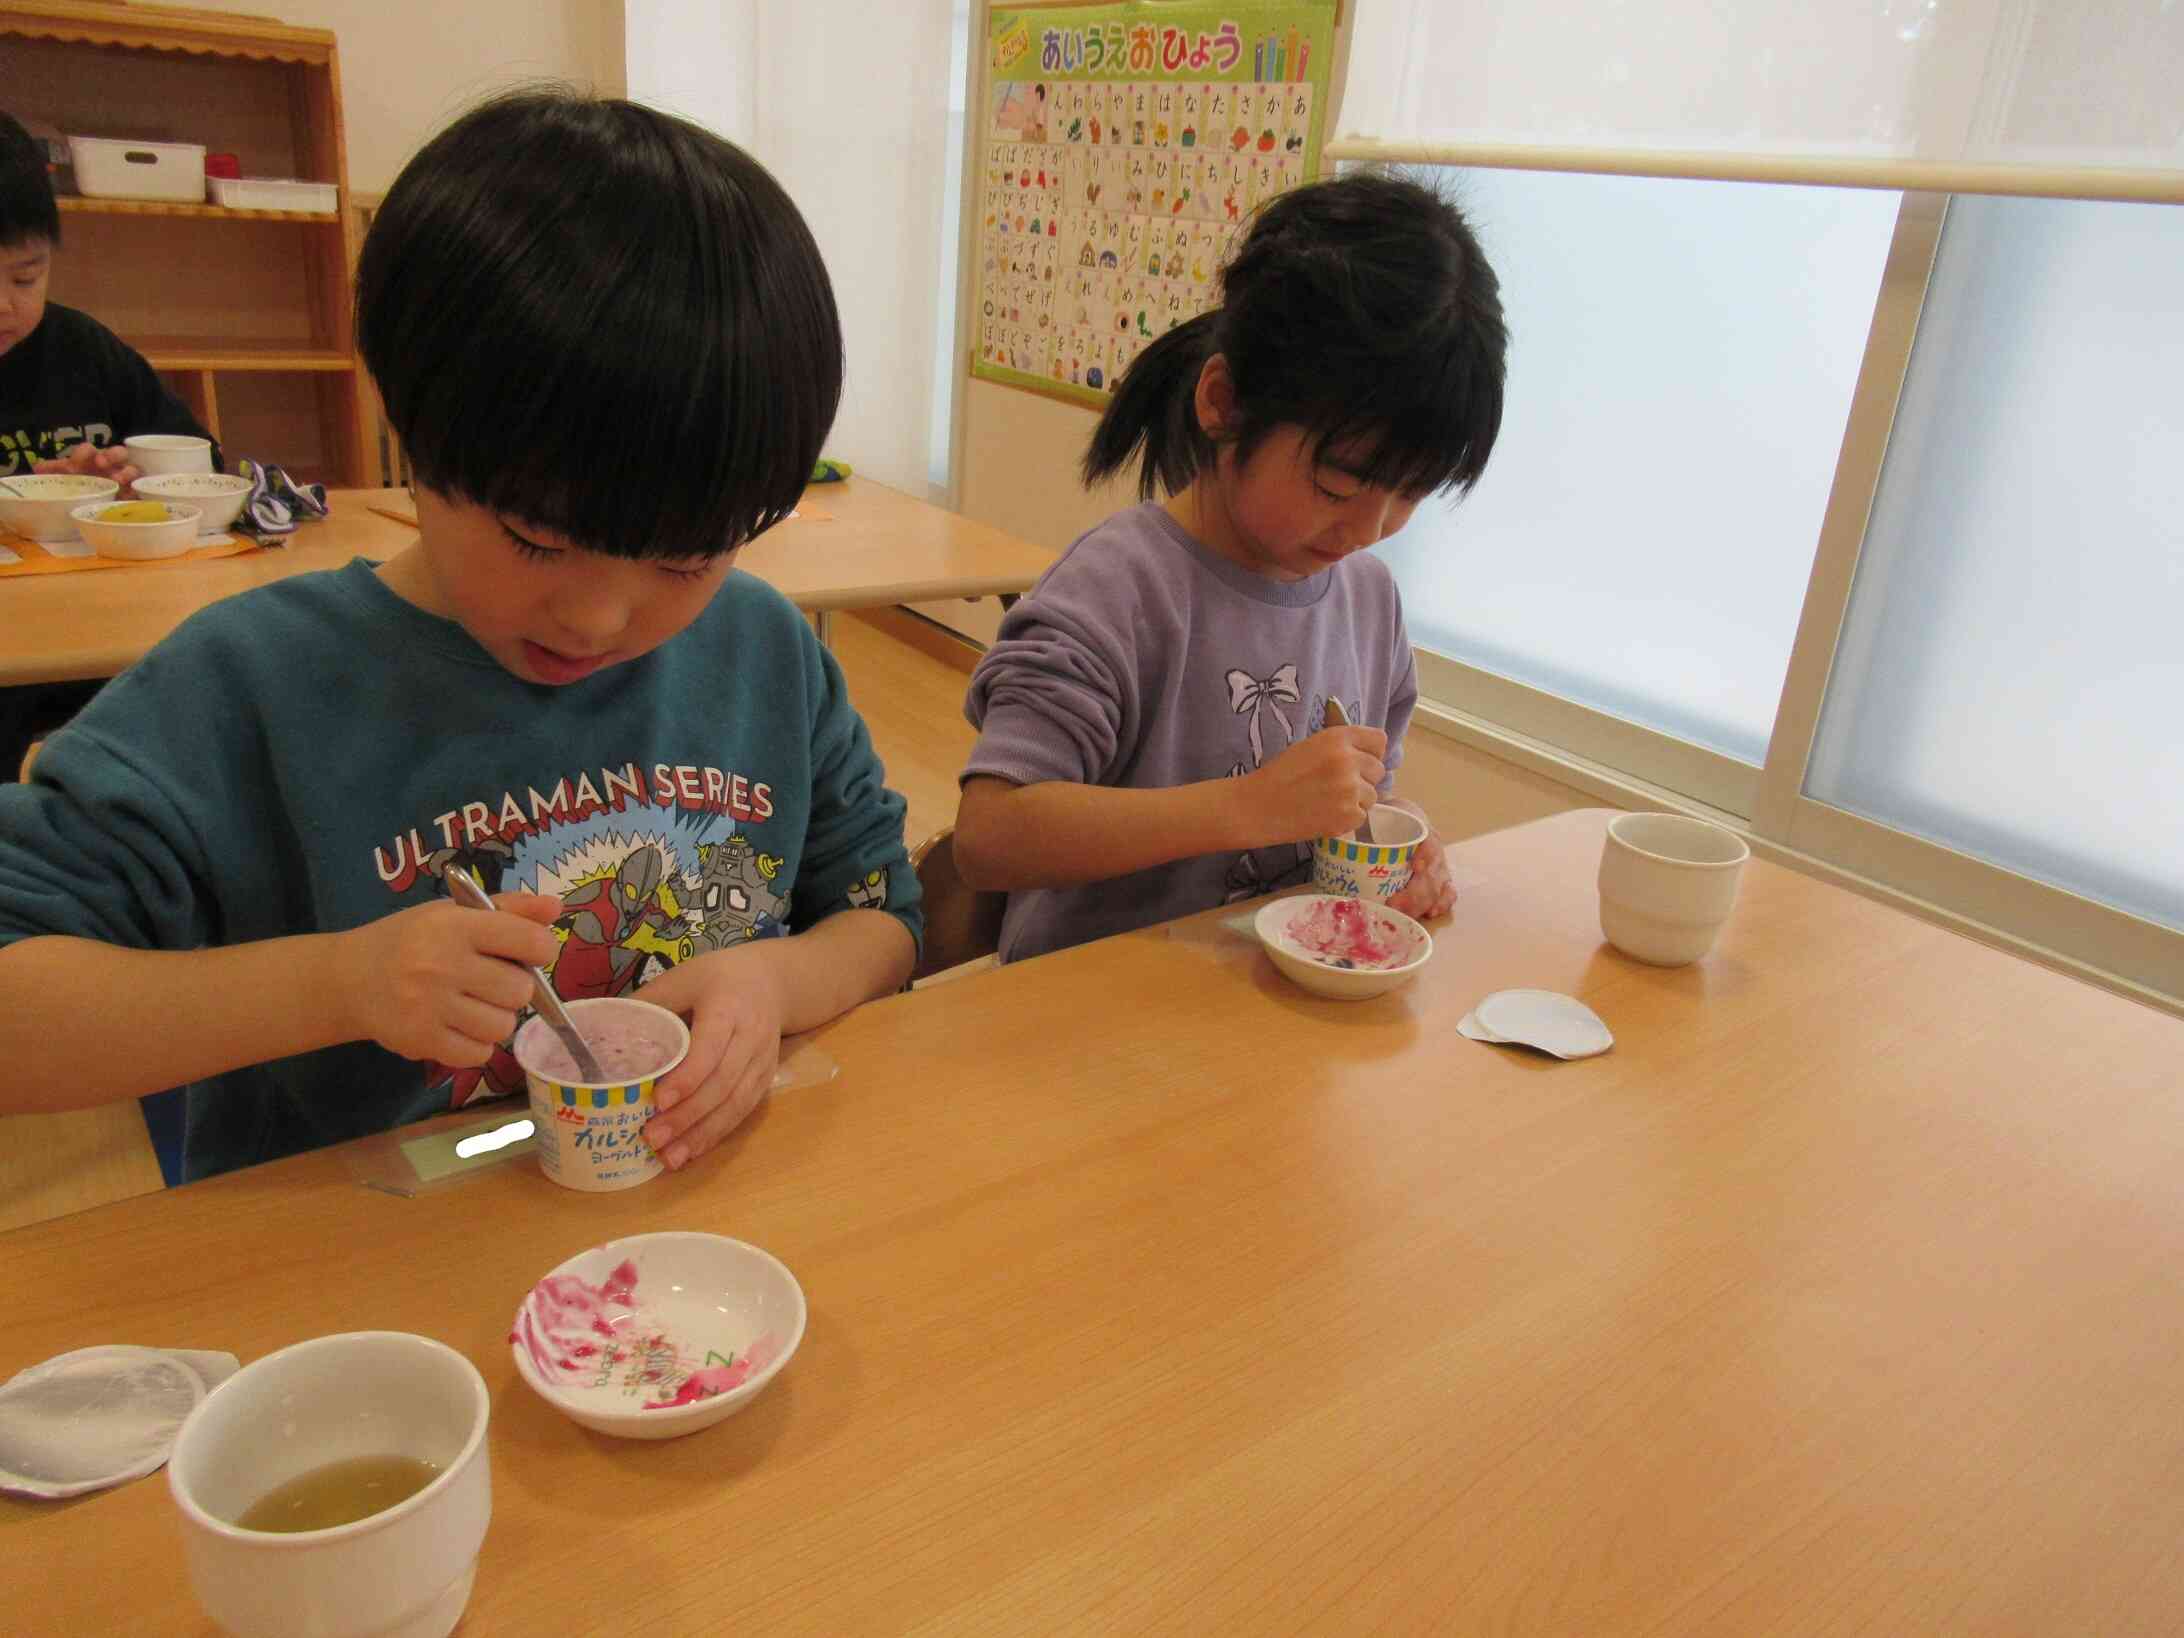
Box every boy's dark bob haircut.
[1086,170,1506,504]
[0,111,62,249]
[357,89,841,560]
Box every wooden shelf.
[58,196,338,224]
[3,1,367,481]
[0,3,332,65]
[135,338,356,372]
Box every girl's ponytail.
[1080,172,1507,506]
[1081,309,1220,500]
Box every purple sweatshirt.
[963,502,1417,962]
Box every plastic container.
[208,177,337,214]
[68,136,206,203]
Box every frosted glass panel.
[1343,0,2184,168]
[1807,196,2184,931]
[1377,168,1898,762]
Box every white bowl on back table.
[134,472,252,535]
[71,499,203,560]
[0,473,120,541]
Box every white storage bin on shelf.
[68,136,206,203]
[207,176,338,214]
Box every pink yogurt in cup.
[522,1012,684,1084]
[512,997,690,1193]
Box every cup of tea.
[167,1331,491,1638]
[1597,812,1750,965]
[512,995,690,1192]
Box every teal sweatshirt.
[0,558,921,1181]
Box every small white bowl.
[71,499,204,560]
[510,1232,805,1441]
[123,433,215,476]
[133,472,251,535]
[1254,893,1434,1001]
[0,473,120,541]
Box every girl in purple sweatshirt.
[958,173,1509,963]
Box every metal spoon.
[445,865,606,1083]
[1322,696,1367,844]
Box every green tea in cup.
[234,1454,442,1533]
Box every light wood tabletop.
[0,479,1053,685]
[5,809,2182,1634]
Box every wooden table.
[0,479,1052,684]
[6,810,2182,1633]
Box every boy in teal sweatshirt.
[0,92,920,1181]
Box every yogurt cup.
[1310,803,1426,900]
[511,997,688,1192]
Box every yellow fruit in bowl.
[98,501,174,524]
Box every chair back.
[909,826,1005,983]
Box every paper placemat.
[0,529,258,576]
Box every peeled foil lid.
[0,1346,239,1500]
[1459,989,1614,1060]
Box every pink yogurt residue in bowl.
[509,1258,778,1412]
[1283,898,1411,971]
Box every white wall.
[189,0,626,192]
[623,0,753,144]
[623,2,963,502]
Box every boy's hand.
[336,892,561,1066]
[1247,726,1387,844]
[34,441,142,488]
[635,944,784,1169]
[1389,826,1458,921]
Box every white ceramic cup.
[1597,812,1750,966]
[123,433,215,477]
[167,1332,491,1638]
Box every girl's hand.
[334,893,562,1065]
[634,945,784,1169]
[1389,827,1458,921]
[34,441,141,488]
[1247,725,1387,844]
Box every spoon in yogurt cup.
[445,864,605,1083]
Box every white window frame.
[1327,142,2184,1015]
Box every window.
[1378,168,1898,768]
[1804,194,2184,932]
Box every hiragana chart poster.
[973,1,1338,407]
